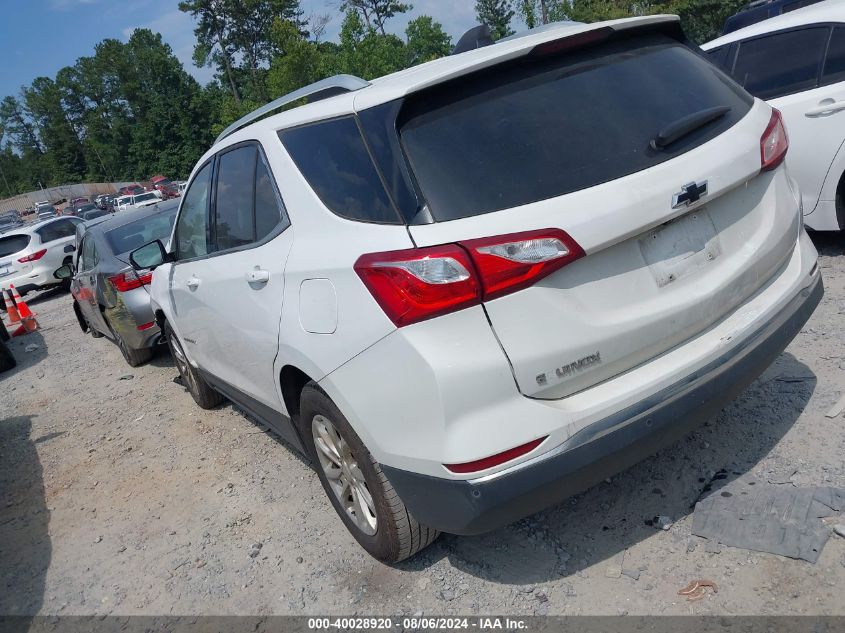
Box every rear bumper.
[382,271,823,535]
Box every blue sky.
[0,0,484,99]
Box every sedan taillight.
[109,269,152,292]
[355,229,585,327]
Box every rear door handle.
[246,269,270,284]
[186,276,201,290]
[805,98,845,117]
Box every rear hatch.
[398,29,798,399]
[0,234,34,282]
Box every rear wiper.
[650,106,731,150]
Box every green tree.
[475,0,515,40]
[405,16,451,65]
[342,0,413,35]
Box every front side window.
[175,162,212,261]
[732,27,829,99]
[214,146,257,251]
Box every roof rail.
[215,74,370,144]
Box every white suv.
[703,0,845,231]
[0,217,83,295]
[131,15,822,562]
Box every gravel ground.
[1,232,844,617]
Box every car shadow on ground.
[21,285,68,308]
[397,352,815,585]
[0,416,51,619]
[809,230,844,257]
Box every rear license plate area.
[639,209,721,287]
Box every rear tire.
[164,322,223,409]
[106,317,152,367]
[0,340,16,372]
[300,382,440,563]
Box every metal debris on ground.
[678,579,718,602]
[692,478,845,563]
[825,393,845,418]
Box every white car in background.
[116,191,162,212]
[0,216,83,294]
[703,0,845,231]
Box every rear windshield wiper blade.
[650,106,731,150]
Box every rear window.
[398,33,753,221]
[0,235,30,257]
[105,209,178,255]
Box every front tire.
[300,383,440,563]
[164,322,223,409]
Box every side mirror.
[64,244,76,253]
[54,264,73,280]
[130,239,169,271]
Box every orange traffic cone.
[3,288,20,324]
[10,285,38,333]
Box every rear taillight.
[461,229,585,301]
[354,245,480,327]
[761,108,788,171]
[18,249,47,263]
[355,229,584,327]
[109,269,152,292]
[445,437,547,474]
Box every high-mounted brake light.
[356,230,585,327]
[760,108,788,172]
[461,229,585,301]
[18,249,47,263]
[109,269,152,292]
[445,437,547,474]
[529,27,612,58]
[354,245,481,327]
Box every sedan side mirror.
[130,239,170,271]
[54,264,73,280]
[64,244,75,253]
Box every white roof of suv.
[208,14,680,162]
[705,0,845,49]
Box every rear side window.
[732,28,828,99]
[0,235,30,257]
[214,146,256,251]
[398,34,753,221]
[822,27,845,86]
[37,219,77,242]
[279,117,399,224]
[212,143,288,252]
[106,209,178,255]
[80,236,98,270]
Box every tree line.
[0,0,741,199]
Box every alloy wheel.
[311,414,378,536]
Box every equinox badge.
[672,181,708,209]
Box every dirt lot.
[1,233,844,617]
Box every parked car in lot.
[0,216,82,294]
[70,202,99,217]
[81,207,112,222]
[704,0,845,231]
[37,206,58,221]
[55,201,178,366]
[131,15,822,562]
[0,212,23,234]
[116,191,161,212]
[95,194,115,211]
[722,0,824,34]
[118,184,145,196]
